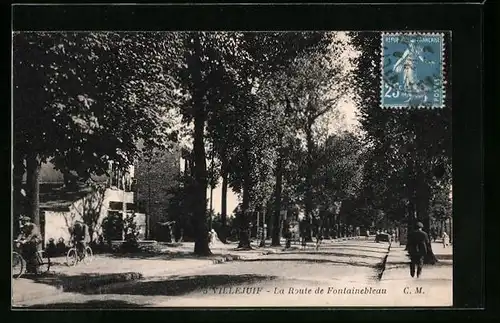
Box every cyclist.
[16,216,42,274]
[70,220,90,258]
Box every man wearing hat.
[16,215,42,274]
[70,220,90,257]
[406,221,431,278]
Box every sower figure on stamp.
[406,222,430,278]
[392,39,435,103]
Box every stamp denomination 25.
[381,32,445,108]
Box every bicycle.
[12,240,51,279]
[66,242,93,267]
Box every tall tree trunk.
[209,184,214,230]
[220,159,228,243]
[416,171,432,234]
[272,143,284,246]
[238,189,251,249]
[406,149,418,233]
[190,35,211,256]
[193,116,210,255]
[13,150,25,236]
[183,157,189,177]
[26,152,41,250]
[304,122,314,242]
[26,152,40,227]
[238,146,252,249]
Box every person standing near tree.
[406,222,430,278]
[16,216,42,274]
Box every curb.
[380,243,453,275]
[211,249,277,264]
[13,272,144,304]
[64,272,144,293]
[88,250,276,295]
[375,242,392,280]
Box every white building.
[28,161,146,246]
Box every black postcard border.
[8,1,490,321]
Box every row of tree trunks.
[416,172,432,234]
[220,157,228,243]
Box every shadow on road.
[106,251,234,261]
[284,251,384,260]
[90,274,278,297]
[24,271,143,293]
[386,261,453,268]
[240,257,375,268]
[435,254,453,260]
[16,299,144,309]
[320,244,389,252]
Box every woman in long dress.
[442,231,450,248]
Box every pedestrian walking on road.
[406,222,430,278]
[442,231,450,248]
[315,226,323,250]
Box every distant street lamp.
[209,150,215,231]
[147,165,151,240]
[209,186,214,230]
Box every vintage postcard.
[12,30,452,308]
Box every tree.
[197,32,327,249]
[230,32,334,246]
[312,132,365,234]
[350,32,452,233]
[76,183,107,243]
[282,39,351,240]
[175,32,256,254]
[227,91,279,249]
[13,32,181,229]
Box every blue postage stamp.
[381,32,445,108]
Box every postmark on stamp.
[381,32,445,109]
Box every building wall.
[43,187,141,245]
[44,210,73,244]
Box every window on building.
[126,203,136,211]
[109,202,123,210]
